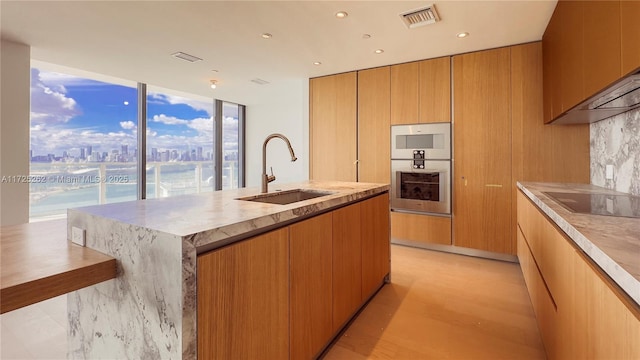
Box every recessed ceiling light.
[457,32,469,38]
[211,69,219,73]
[313,61,322,66]
[374,49,384,54]
[261,33,272,39]
[210,80,217,89]
[362,34,371,39]
[335,11,348,18]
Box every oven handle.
[402,180,439,185]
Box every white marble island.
[67,180,389,359]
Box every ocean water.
[28,162,226,219]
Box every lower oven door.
[391,160,450,214]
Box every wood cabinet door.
[358,67,390,184]
[289,213,333,360]
[197,228,289,360]
[391,212,451,246]
[542,4,560,123]
[310,72,357,181]
[332,202,362,332]
[583,0,621,97]
[390,62,420,125]
[560,0,584,112]
[453,48,513,255]
[360,194,390,301]
[621,0,640,75]
[419,56,451,123]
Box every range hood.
[553,69,640,124]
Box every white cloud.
[148,92,213,116]
[152,114,189,126]
[120,121,136,130]
[30,68,82,125]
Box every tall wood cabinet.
[309,72,357,181]
[358,67,390,184]
[360,193,390,300]
[453,47,513,254]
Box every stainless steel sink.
[237,189,334,205]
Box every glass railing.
[29,160,237,221]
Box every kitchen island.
[66,180,389,359]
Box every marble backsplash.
[590,108,640,195]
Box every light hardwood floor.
[324,245,546,359]
[0,245,545,360]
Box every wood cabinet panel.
[310,72,357,181]
[391,212,451,246]
[419,57,451,123]
[289,213,333,360]
[560,0,584,112]
[583,0,622,97]
[548,3,564,121]
[358,67,391,183]
[197,228,289,360]
[621,0,640,75]
[453,48,513,254]
[542,5,560,123]
[390,62,420,125]
[332,202,362,332]
[361,194,390,301]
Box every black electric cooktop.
[544,192,640,219]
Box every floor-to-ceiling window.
[146,87,215,199]
[29,67,138,220]
[29,64,245,221]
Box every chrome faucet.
[262,133,297,193]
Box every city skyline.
[30,67,240,161]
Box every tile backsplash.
[590,108,640,195]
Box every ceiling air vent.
[171,52,203,63]
[400,4,440,29]
[250,78,270,85]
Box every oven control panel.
[413,150,425,169]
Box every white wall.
[1,40,30,225]
[244,79,309,189]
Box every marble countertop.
[68,180,389,252]
[517,182,640,306]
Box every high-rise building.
[86,146,92,156]
[121,145,128,155]
[151,148,158,162]
[197,147,203,161]
[80,148,86,160]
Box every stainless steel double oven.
[391,123,451,214]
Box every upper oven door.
[391,123,451,160]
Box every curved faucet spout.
[262,133,297,193]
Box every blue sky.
[30,68,238,158]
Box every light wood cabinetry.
[309,72,357,181]
[289,213,333,360]
[391,58,451,125]
[453,47,513,254]
[197,227,290,360]
[391,212,451,246]
[517,191,640,359]
[419,57,451,123]
[361,193,390,300]
[583,0,621,97]
[358,67,390,183]
[332,202,362,332]
[390,62,420,125]
[543,0,626,123]
[621,0,640,75]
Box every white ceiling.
[1,0,557,105]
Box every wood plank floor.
[0,245,545,360]
[324,245,546,359]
